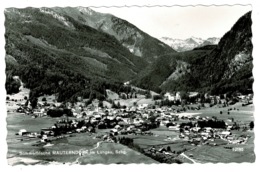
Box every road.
[180,153,196,163]
[73,141,105,164]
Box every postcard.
[1,0,258,168]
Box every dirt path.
[180,153,196,163]
[73,141,105,164]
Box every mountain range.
[133,11,253,95]
[5,7,253,102]
[159,37,220,52]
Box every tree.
[153,95,162,100]
[25,100,29,107]
[112,101,117,108]
[249,121,254,130]
[98,101,104,108]
[42,97,47,101]
[145,91,152,99]
[30,97,38,109]
[47,108,73,117]
[5,75,21,94]
[24,96,28,100]
[180,91,189,101]
[117,102,121,108]
[121,93,127,100]
[213,96,218,105]
[167,146,172,152]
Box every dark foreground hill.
[133,11,253,95]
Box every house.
[124,81,130,86]
[94,114,101,120]
[164,92,176,101]
[33,111,45,117]
[176,92,182,101]
[41,135,49,142]
[191,127,201,132]
[41,128,53,135]
[204,127,213,133]
[110,129,118,135]
[138,104,148,109]
[127,125,136,131]
[107,116,115,120]
[168,126,179,131]
[179,133,185,138]
[114,125,121,130]
[189,92,198,98]
[54,102,62,107]
[18,129,27,136]
[227,126,233,131]
[76,128,82,133]
[220,131,231,138]
[184,130,190,134]
[195,116,201,120]
[118,121,128,127]
[158,147,167,153]
[201,132,209,137]
[227,135,234,140]
[81,126,87,131]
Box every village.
[6,87,255,164]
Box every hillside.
[4,7,145,102]
[5,7,177,102]
[134,11,253,95]
[190,11,253,94]
[132,48,213,92]
[46,7,176,62]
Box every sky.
[93,5,252,40]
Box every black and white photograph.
[1,0,259,167]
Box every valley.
[6,86,255,164]
[4,7,254,165]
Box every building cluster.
[10,89,252,151]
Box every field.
[6,101,255,164]
[184,136,255,163]
[7,113,57,148]
[114,103,255,163]
[7,112,157,165]
[180,103,255,163]
[114,98,155,107]
[194,103,254,123]
[78,142,158,164]
[118,126,192,153]
[7,112,92,164]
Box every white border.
[0,0,259,171]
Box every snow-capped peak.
[189,36,204,44]
[76,7,94,15]
[206,37,220,44]
[159,36,220,52]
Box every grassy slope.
[78,142,158,164]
